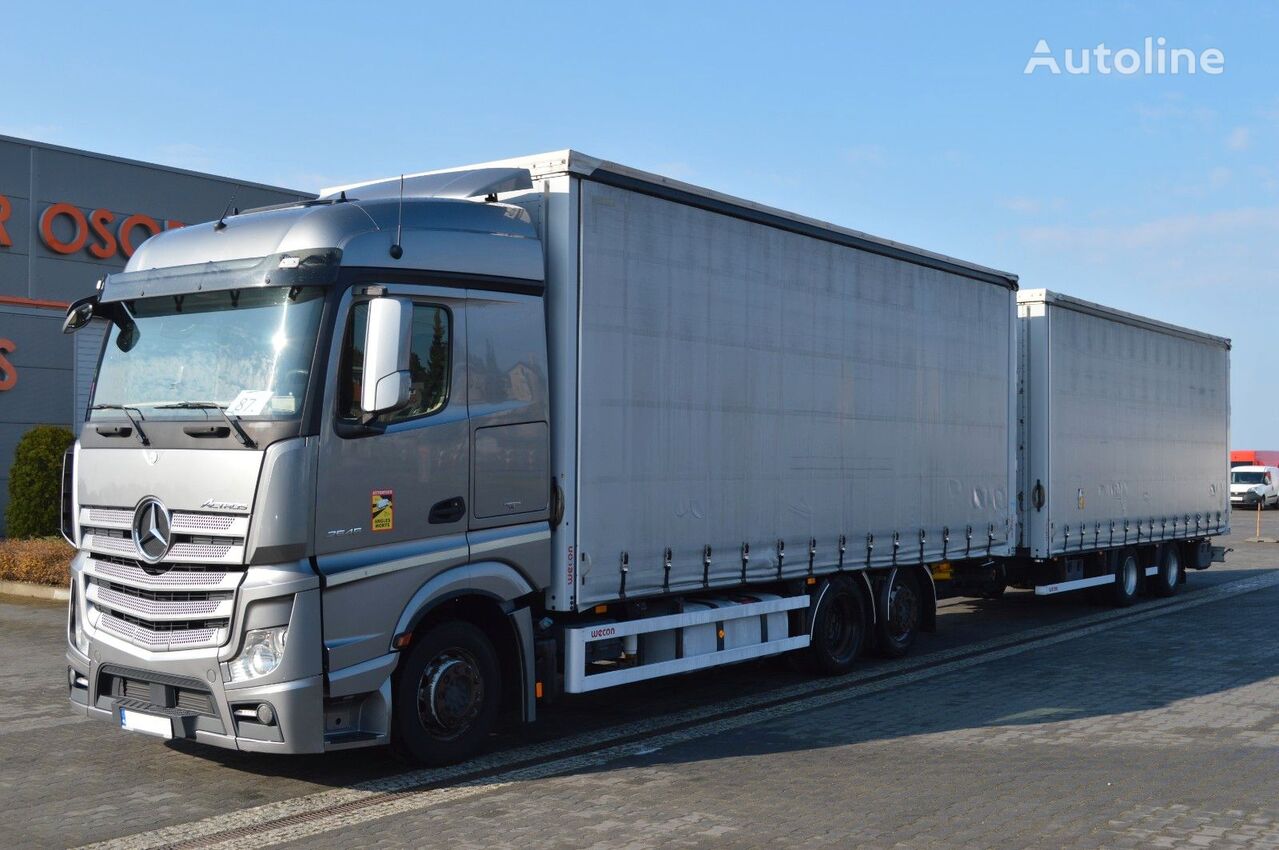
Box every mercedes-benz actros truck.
[60,151,1229,764]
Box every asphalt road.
[3,514,1278,849]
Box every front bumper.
[67,645,325,753]
[66,554,333,754]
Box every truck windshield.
[1233,471,1269,485]
[90,286,326,421]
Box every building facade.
[0,135,310,533]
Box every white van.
[1230,465,1279,509]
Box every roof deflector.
[321,167,533,202]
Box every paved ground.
[3,515,1278,849]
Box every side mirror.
[62,295,98,334]
[360,296,413,415]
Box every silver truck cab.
[64,168,551,760]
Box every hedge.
[5,425,74,539]
[0,537,73,586]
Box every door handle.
[429,496,466,524]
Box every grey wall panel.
[0,252,30,298]
[1020,296,1230,557]
[0,139,30,196]
[572,181,1016,607]
[29,146,307,224]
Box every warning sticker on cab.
[371,490,394,532]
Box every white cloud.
[1135,94,1216,127]
[1018,206,1279,289]
[1227,126,1252,151]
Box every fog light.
[256,703,276,725]
[228,627,288,683]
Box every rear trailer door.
[1018,291,1230,559]
[569,179,1018,609]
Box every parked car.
[1230,465,1279,509]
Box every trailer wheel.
[392,621,501,766]
[1150,546,1181,598]
[1111,551,1140,608]
[803,577,867,675]
[876,569,922,658]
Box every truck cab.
[63,169,552,763]
[1230,465,1278,510]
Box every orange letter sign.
[0,339,16,391]
[88,208,118,259]
[40,203,89,254]
[0,195,11,248]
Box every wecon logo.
[1024,38,1225,76]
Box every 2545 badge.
[371,490,394,532]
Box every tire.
[1149,545,1181,598]
[980,584,1007,601]
[392,621,502,766]
[802,577,867,675]
[876,568,923,658]
[1110,551,1140,608]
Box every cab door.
[313,285,470,666]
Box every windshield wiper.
[90,404,151,446]
[155,402,258,449]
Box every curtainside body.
[945,288,1229,602]
[543,161,1018,612]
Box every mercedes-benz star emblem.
[132,497,172,564]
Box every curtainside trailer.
[944,288,1229,602]
[57,151,1224,766]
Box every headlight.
[228,627,288,683]
[70,586,89,655]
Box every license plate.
[120,708,173,739]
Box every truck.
[1231,450,1279,469]
[59,151,1229,765]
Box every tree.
[5,425,74,539]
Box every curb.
[0,579,69,601]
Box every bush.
[5,425,74,539]
[0,537,73,585]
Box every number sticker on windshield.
[226,390,273,416]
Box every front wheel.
[392,621,502,766]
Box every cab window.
[337,300,451,423]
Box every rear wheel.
[803,577,867,675]
[1111,551,1140,608]
[1150,546,1181,598]
[876,569,922,658]
[392,621,501,766]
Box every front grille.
[93,582,230,618]
[79,504,249,652]
[172,514,235,532]
[98,611,220,650]
[87,507,133,526]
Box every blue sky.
[2,2,1273,445]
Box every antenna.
[213,194,238,231]
[389,174,404,260]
